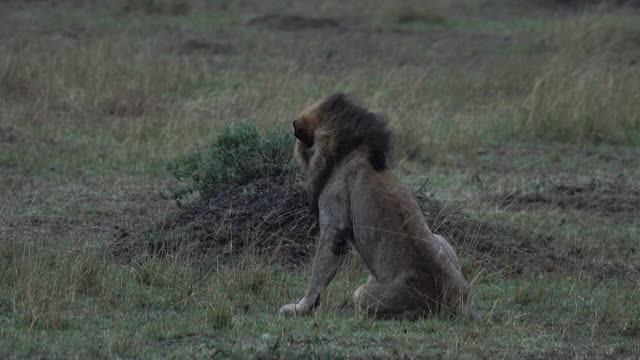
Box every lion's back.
[340,157,436,271]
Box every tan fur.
[280,94,470,319]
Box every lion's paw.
[279,303,300,316]
[279,303,314,317]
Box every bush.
[167,120,294,202]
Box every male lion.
[280,93,470,319]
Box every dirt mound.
[494,180,640,216]
[119,175,317,264]
[112,171,640,278]
[111,172,577,275]
[247,14,341,31]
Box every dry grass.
[1,5,638,168]
[519,60,640,144]
[2,242,104,330]
[1,0,639,358]
[514,10,640,144]
[2,37,180,117]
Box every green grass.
[1,250,638,358]
[1,0,640,358]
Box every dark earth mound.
[152,176,317,264]
[112,172,581,276]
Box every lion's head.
[292,93,392,172]
[291,93,392,215]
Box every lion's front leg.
[279,227,348,316]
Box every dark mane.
[319,93,392,170]
[307,93,392,218]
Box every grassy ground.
[1,0,640,358]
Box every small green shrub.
[167,120,294,202]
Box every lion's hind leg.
[353,277,437,320]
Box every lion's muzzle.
[293,119,314,147]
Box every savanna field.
[1,0,640,358]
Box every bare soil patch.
[494,179,640,217]
[247,14,341,31]
[177,39,234,55]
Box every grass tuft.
[513,281,550,306]
[1,243,106,330]
[208,300,234,329]
[0,53,39,100]
[622,313,640,337]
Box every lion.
[279,93,470,319]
